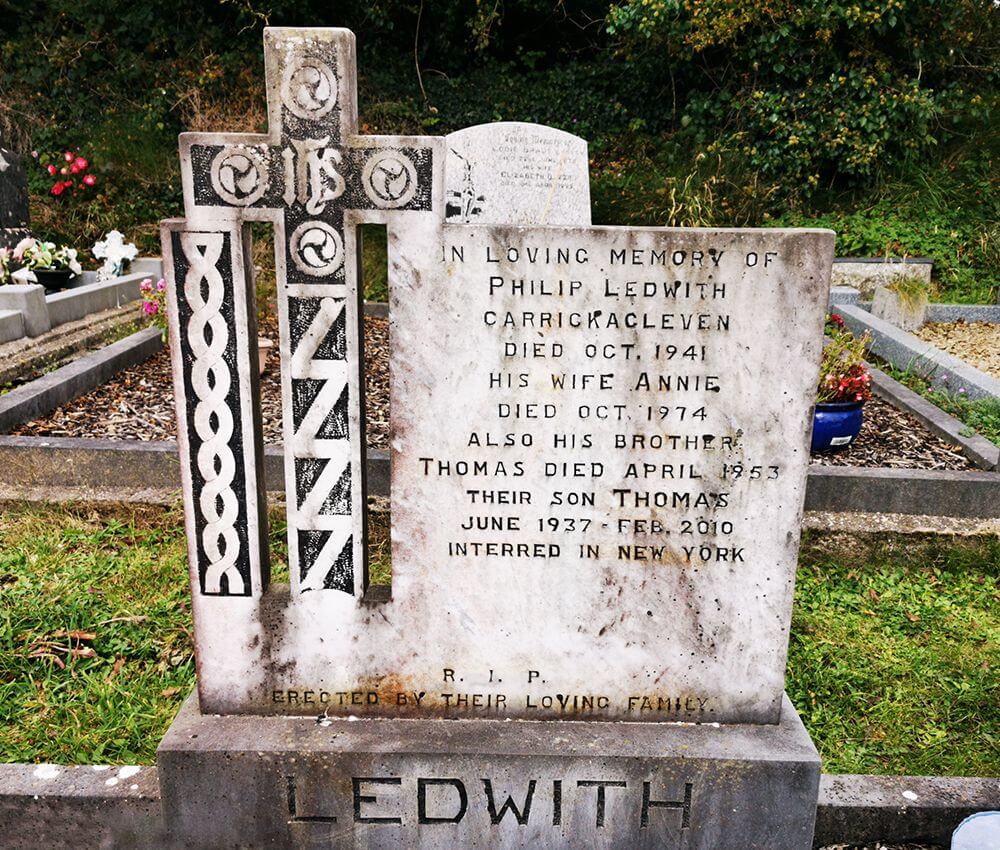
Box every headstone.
[0,144,32,251]
[445,122,590,226]
[157,26,834,849]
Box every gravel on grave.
[915,320,1000,379]
[7,317,972,471]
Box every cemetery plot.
[809,395,972,470]
[6,314,388,446]
[6,318,977,472]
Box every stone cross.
[163,28,434,600]
[0,143,32,251]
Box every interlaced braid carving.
[180,232,244,595]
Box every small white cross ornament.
[92,230,138,280]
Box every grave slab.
[157,691,820,850]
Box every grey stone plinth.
[871,285,927,332]
[157,692,820,849]
[0,763,162,849]
[828,286,861,307]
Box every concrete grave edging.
[0,260,161,343]
[839,303,1000,402]
[868,362,999,470]
[0,435,999,518]
[0,327,163,433]
[926,303,1000,323]
[0,758,995,849]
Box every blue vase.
[812,401,864,452]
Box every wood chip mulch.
[11,316,391,448]
[810,394,972,470]
[915,320,1000,379]
[7,318,973,471]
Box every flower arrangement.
[0,248,11,285]
[33,149,97,198]
[13,237,83,275]
[140,277,168,340]
[818,314,873,404]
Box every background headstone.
[445,122,590,226]
[0,145,32,251]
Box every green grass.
[886,366,1000,447]
[789,531,1000,776]
[1,503,997,774]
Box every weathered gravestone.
[445,122,591,226]
[157,26,834,849]
[0,143,32,251]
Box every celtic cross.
[162,28,434,602]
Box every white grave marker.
[162,27,833,723]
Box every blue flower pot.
[812,401,864,452]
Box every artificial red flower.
[63,151,74,162]
[82,174,96,187]
[46,164,57,176]
[74,156,88,170]
[70,163,80,174]
[51,183,65,196]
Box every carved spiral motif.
[280,57,338,121]
[361,151,418,208]
[290,220,344,277]
[180,232,244,595]
[210,146,268,207]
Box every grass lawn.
[0,502,996,774]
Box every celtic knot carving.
[180,232,244,595]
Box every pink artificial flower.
[74,156,88,170]
[82,174,96,187]
[60,166,69,176]
[139,278,153,293]
[12,237,35,261]
[142,300,159,316]
[70,163,80,174]
[156,278,166,292]
[63,151,74,162]
[46,164,57,176]
[31,150,38,158]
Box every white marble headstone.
[445,122,590,226]
[162,27,835,724]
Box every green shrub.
[606,0,997,194]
